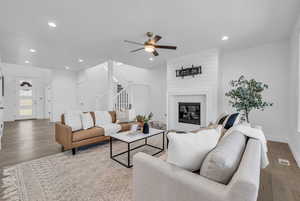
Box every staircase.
[95,61,149,111]
[113,84,132,111]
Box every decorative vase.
[137,121,144,131]
[143,123,149,134]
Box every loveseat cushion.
[200,130,246,184]
[167,129,221,171]
[72,127,105,142]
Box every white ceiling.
[0,0,299,69]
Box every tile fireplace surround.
[167,89,216,132]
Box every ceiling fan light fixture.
[144,45,155,53]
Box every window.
[19,89,32,97]
[19,99,33,106]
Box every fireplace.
[178,102,201,125]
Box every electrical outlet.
[278,158,290,166]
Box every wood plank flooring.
[0,119,300,201]
[258,142,300,201]
[0,119,61,167]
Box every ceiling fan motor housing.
[146,32,154,38]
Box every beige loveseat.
[55,111,135,155]
[133,138,261,201]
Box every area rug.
[0,138,164,201]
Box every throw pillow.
[116,109,135,123]
[200,131,246,184]
[94,111,112,126]
[167,128,221,171]
[80,113,94,130]
[215,113,228,125]
[64,111,83,131]
[223,113,240,130]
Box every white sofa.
[133,138,261,201]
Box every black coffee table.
[110,128,165,168]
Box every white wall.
[1,63,52,121]
[115,63,161,118]
[77,63,108,111]
[51,70,78,122]
[76,61,166,121]
[219,40,290,142]
[288,15,300,166]
[147,65,167,122]
[167,49,220,130]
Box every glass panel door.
[17,79,35,119]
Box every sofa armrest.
[55,122,73,149]
[227,139,261,201]
[133,153,228,201]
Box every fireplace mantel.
[167,88,215,131]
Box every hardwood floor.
[258,142,300,201]
[0,120,300,201]
[0,119,61,167]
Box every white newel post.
[107,60,114,110]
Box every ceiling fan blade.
[153,50,159,56]
[130,48,144,53]
[154,45,177,50]
[124,40,144,46]
[153,35,162,43]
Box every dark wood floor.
[0,120,300,201]
[0,119,61,167]
[258,142,300,201]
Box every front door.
[16,79,36,120]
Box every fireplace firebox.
[178,102,201,125]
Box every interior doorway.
[16,79,36,120]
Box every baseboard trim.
[266,135,288,143]
[288,142,300,168]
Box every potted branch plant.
[136,115,144,131]
[136,113,153,134]
[225,75,273,123]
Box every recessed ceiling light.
[78,59,84,63]
[29,48,36,53]
[222,36,229,41]
[149,57,154,61]
[65,66,70,70]
[48,21,57,28]
[25,60,30,64]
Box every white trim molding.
[167,88,216,131]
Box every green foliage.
[135,112,153,123]
[135,115,144,122]
[225,75,273,122]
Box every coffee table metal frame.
[110,130,165,168]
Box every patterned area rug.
[0,137,164,201]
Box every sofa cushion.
[64,111,83,131]
[94,111,112,126]
[200,131,246,184]
[72,127,105,142]
[80,113,94,130]
[167,128,220,171]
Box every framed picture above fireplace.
[178,102,201,125]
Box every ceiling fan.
[124,32,177,56]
